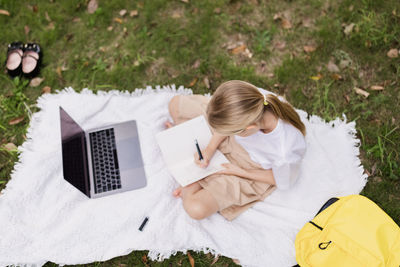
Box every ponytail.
[264,94,306,136]
[207,80,306,136]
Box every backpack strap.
[315,197,339,217]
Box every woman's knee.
[182,198,210,220]
[168,95,180,122]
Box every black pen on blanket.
[139,217,149,231]
[195,139,204,161]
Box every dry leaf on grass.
[9,116,24,125]
[281,18,292,29]
[56,67,63,78]
[87,0,98,14]
[230,44,247,54]
[211,254,220,265]
[29,77,44,87]
[4,143,17,151]
[339,59,352,69]
[203,77,210,89]
[141,254,147,263]
[166,67,180,78]
[273,41,286,50]
[387,49,399,58]
[24,25,30,35]
[273,13,292,29]
[46,22,55,30]
[42,86,51,94]
[327,61,340,73]
[119,9,127,17]
[344,94,350,103]
[273,13,281,21]
[114,17,123,24]
[303,45,316,53]
[214,7,221,14]
[302,18,314,28]
[107,26,113,31]
[370,85,384,91]
[243,48,253,58]
[371,162,377,176]
[187,252,195,267]
[130,10,139,17]
[191,59,201,69]
[172,11,182,18]
[0,9,10,16]
[343,23,355,35]
[181,0,189,3]
[45,11,51,22]
[224,41,240,50]
[310,74,323,81]
[354,87,369,98]
[331,73,343,81]
[188,77,198,87]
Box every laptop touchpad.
[116,138,144,171]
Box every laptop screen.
[59,107,90,196]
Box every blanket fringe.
[147,246,218,261]
[300,111,368,191]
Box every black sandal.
[22,43,42,78]
[5,41,24,77]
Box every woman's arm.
[206,132,227,153]
[217,163,276,185]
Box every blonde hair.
[206,80,306,136]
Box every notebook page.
[169,150,228,186]
[156,116,229,186]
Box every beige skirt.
[172,94,276,221]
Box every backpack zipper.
[309,220,333,250]
[309,220,323,230]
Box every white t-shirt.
[234,118,306,190]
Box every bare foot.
[164,120,175,129]
[172,187,182,198]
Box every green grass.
[1,0,400,265]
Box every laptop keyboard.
[89,128,122,194]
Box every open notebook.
[156,115,229,187]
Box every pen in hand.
[195,139,204,161]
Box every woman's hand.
[194,147,214,168]
[217,163,246,177]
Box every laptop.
[59,107,147,198]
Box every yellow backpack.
[295,195,400,267]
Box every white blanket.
[0,85,367,267]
